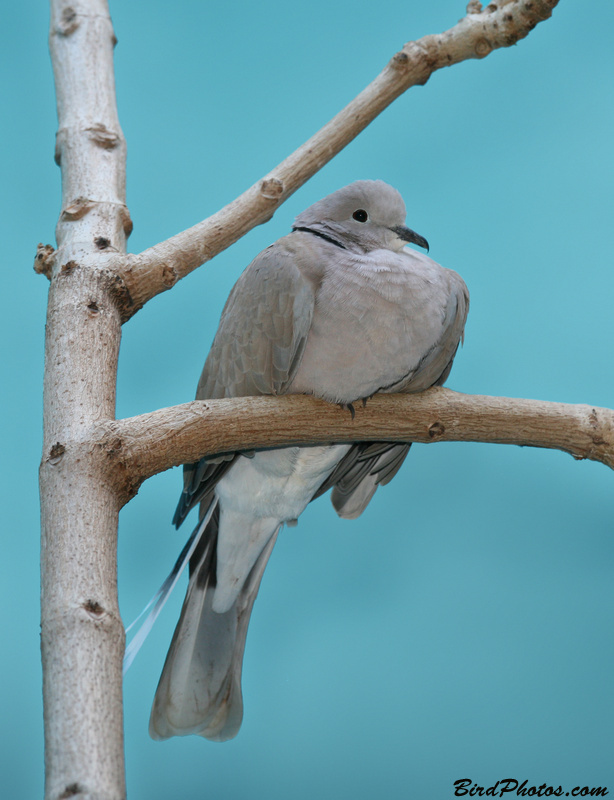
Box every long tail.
[149,510,280,742]
[123,501,218,674]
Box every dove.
[145,179,469,742]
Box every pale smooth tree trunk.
[41,1,611,798]
[41,2,128,798]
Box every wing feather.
[173,242,318,528]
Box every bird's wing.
[173,240,319,528]
[421,269,470,390]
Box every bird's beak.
[390,225,429,252]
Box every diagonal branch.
[96,388,614,503]
[116,0,560,319]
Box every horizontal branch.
[96,388,614,502]
[115,0,559,319]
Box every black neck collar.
[292,226,347,250]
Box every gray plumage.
[148,180,469,742]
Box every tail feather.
[149,517,280,742]
[123,501,217,674]
[331,443,411,519]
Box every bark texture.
[98,390,614,504]
[42,2,127,799]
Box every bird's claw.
[338,402,356,420]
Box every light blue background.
[3,1,613,798]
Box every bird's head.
[293,179,429,254]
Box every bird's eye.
[352,209,368,222]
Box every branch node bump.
[34,243,55,278]
[48,443,66,465]
[60,260,78,275]
[83,600,105,619]
[403,40,437,82]
[391,50,410,70]
[86,299,100,315]
[120,206,133,237]
[588,408,607,447]
[61,197,95,221]
[428,421,446,438]
[57,7,79,37]
[260,178,284,200]
[162,265,178,287]
[95,236,111,250]
[475,37,493,57]
[87,123,120,150]
[58,782,85,799]
[466,0,483,12]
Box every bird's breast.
[289,250,452,403]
